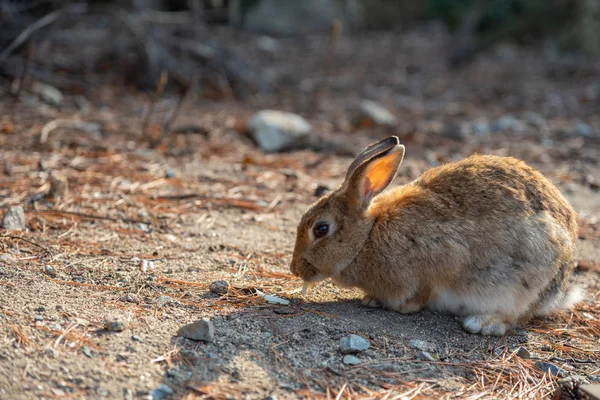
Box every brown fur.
[290,137,579,336]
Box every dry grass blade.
[9,323,30,346]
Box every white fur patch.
[429,287,517,317]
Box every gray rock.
[416,351,436,362]
[177,319,214,342]
[31,82,63,107]
[522,112,546,128]
[241,0,345,35]
[340,334,370,354]
[359,100,399,127]
[44,265,57,276]
[342,355,361,365]
[124,293,138,303]
[165,167,176,179]
[443,122,471,139]
[81,346,92,358]
[1,205,26,230]
[155,296,175,307]
[209,280,229,295]
[167,367,192,382]
[575,122,593,137]
[516,347,531,359]
[131,335,144,343]
[535,361,565,377]
[491,116,524,133]
[34,315,44,322]
[471,120,490,136]
[105,318,125,332]
[44,347,58,358]
[150,384,173,400]
[409,339,436,353]
[247,110,311,153]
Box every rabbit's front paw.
[361,295,382,308]
[462,315,508,336]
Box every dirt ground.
[1,23,599,399]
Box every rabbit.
[290,136,581,336]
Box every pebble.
[339,334,370,354]
[491,115,524,133]
[313,185,329,197]
[124,293,138,303]
[165,167,176,179]
[45,347,58,358]
[273,308,294,315]
[131,335,144,343]
[31,82,63,107]
[516,347,531,359]
[209,280,229,295]
[470,120,490,136]
[34,315,44,322]
[408,339,436,353]
[44,265,57,276]
[135,223,151,233]
[177,319,214,342]
[1,205,26,230]
[342,355,361,365]
[105,318,125,332]
[535,361,565,377]
[575,122,593,137]
[247,110,312,153]
[150,384,173,400]
[443,122,471,139]
[358,100,399,127]
[155,296,175,307]
[416,351,436,362]
[81,346,93,358]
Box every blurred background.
[0,0,598,162]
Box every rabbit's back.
[370,154,577,241]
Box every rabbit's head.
[290,136,405,283]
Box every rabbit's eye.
[313,223,329,238]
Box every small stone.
[34,315,44,322]
[342,355,361,365]
[51,388,66,396]
[105,318,125,332]
[135,223,151,233]
[44,265,57,276]
[273,308,294,315]
[443,122,471,139]
[257,36,279,53]
[535,361,565,377]
[150,384,173,400]
[81,346,92,358]
[491,116,524,133]
[177,319,214,342]
[45,347,58,358]
[35,306,46,312]
[409,339,436,353]
[416,351,436,362]
[207,353,219,359]
[247,110,312,153]
[131,335,144,343]
[155,296,175,307]
[575,122,593,137]
[470,120,490,136]
[209,280,229,295]
[358,100,399,127]
[313,185,329,197]
[124,293,138,303]
[1,205,26,230]
[31,82,63,107]
[340,334,370,354]
[165,167,176,179]
[516,347,531,359]
[522,112,546,128]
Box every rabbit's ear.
[344,144,405,211]
[345,136,400,181]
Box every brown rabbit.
[290,136,580,335]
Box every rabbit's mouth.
[290,258,327,283]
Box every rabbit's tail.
[533,285,583,316]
